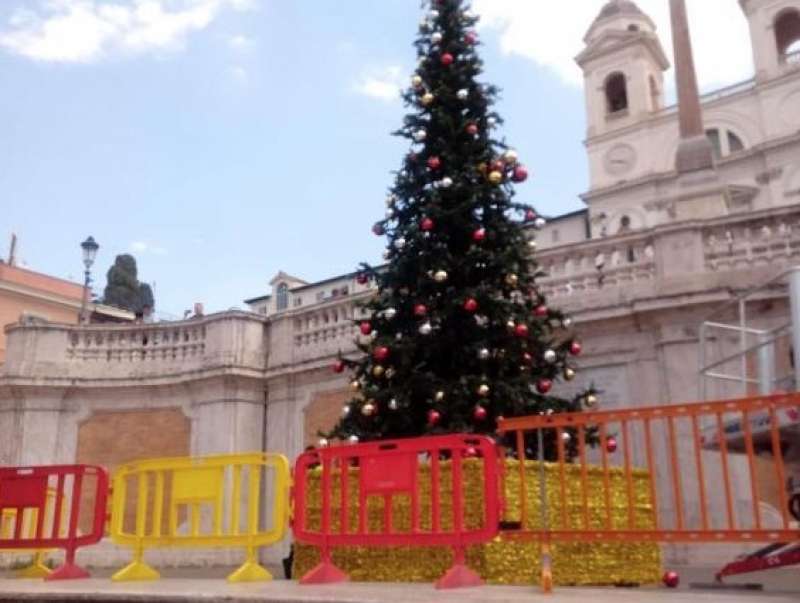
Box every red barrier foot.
[435,563,484,590]
[300,561,349,585]
[45,563,90,581]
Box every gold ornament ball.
[585,394,598,407]
[411,75,423,88]
[506,320,516,331]
[435,390,445,402]
[421,92,435,105]
[488,170,503,184]
[433,270,448,282]
[478,384,490,397]
[564,367,576,381]
[503,149,519,164]
[527,239,537,251]
[342,405,351,417]
[362,402,377,416]
[372,365,385,377]
[505,273,519,287]
[350,380,361,391]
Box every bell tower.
[740,0,800,82]
[576,0,670,139]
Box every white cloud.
[472,0,754,91]
[0,0,257,63]
[228,33,253,51]
[353,65,406,102]
[130,241,167,255]
[230,64,248,83]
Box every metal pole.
[739,298,747,396]
[787,267,800,391]
[757,331,776,395]
[80,269,90,324]
[699,322,707,401]
[537,425,552,594]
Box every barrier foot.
[111,560,161,582]
[228,560,272,583]
[435,563,484,590]
[45,563,90,581]
[300,561,349,585]
[15,554,52,579]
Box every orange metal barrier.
[497,393,800,545]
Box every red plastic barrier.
[0,464,109,580]
[293,434,500,589]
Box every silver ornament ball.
[384,307,397,319]
[413,129,427,142]
[441,176,453,188]
[388,398,399,410]
[433,270,448,282]
[478,348,490,360]
[419,322,433,335]
[456,88,469,100]
[544,349,557,364]
[431,32,443,44]
[394,237,406,250]
[348,434,360,444]
[318,437,329,448]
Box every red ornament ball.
[525,209,537,222]
[373,346,390,362]
[472,227,486,242]
[512,166,529,183]
[536,379,553,394]
[420,217,435,231]
[662,571,679,589]
[440,52,454,66]
[465,31,478,45]
[427,409,441,425]
[427,156,442,170]
[356,273,368,285]
[372,223,385,236]
[466,123,479,135]
[414,303,428,317]
[333,360,345,374]
[533,304,548,317]
[522,352,533,365]
[473,405,488,421]
[514,324,530,338]
[359,321,372,335]
[570,341,583,356]
[606,437,618,454]
[490,159,505,172]
[463,298,479,313]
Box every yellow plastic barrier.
[1,488,64,579]
[110,452,290,583]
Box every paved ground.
[0,579,798,603]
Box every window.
[705,128,746,159]
[627,24,639,32]
[727,131,744,154]
[618,215,632,233]
[649,75,661,111]
[276,283,289,311]
[604,72,629,114]
[775,9,800,62]
[706,128,722,159]
[294,297,303,307]
[551,229,560,243]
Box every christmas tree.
[325,0,597,459]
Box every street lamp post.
[80,236,99,324]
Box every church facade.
[2,0,800,570]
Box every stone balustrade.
[536,233,656,300]
[2,311,268,382]
[704,208,800,272]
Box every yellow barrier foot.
[111,561,160,582]
[227,560,272,583]
[15,560,52,579]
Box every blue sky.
[1,1,752,317]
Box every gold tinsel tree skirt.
[293,459,662,586]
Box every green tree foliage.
[103,254,155,314]
[325,0,597,459]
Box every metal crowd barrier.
[109,452,290,583]
[293,434,501,589]
[497,393,800,590]
[0,464,108,580]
